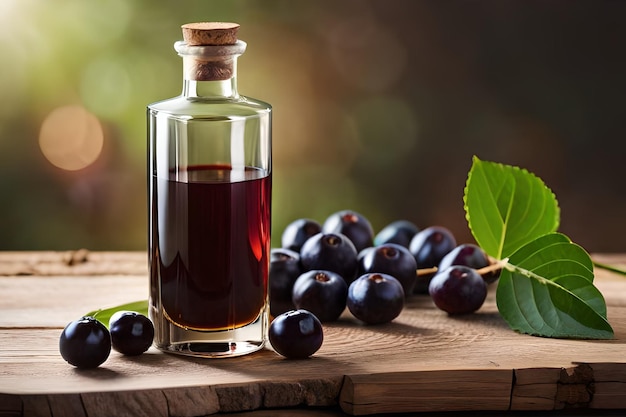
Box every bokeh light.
[38,105,104,171]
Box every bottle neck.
[182,77,239,99]
[176,40,245,100]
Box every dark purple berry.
[292,270,348,322]
[428,266,487,314]
[322,210,374,253]
[374,220,420,248]
[281,219,322,253]
[409,226,457,293]
[300,232,358,283]
[269,248,303,316]
[347,273,404,325]
[438,244,500,284]
[358,243,417,296]
[59,316,111,368]
[109,311,154,356]
[269,310,323,359]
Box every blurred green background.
[1,0,624,252]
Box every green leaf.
[497,233,613,339]
[464,156,560,258]
[85,300,149,328]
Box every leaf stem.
[593,261,626,277]
[476,257,510,276]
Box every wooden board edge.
[589,362,626,410]
[339,363,626,416]
[338,368,514,415]
[4,364,625,416]
[1,377,344,417]
[510,362,626,412]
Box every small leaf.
[464,156,560,258]
[85,300,149,328]
[497,233,613,339]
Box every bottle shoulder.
[148,95,271,118]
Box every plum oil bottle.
[148,22,271,357]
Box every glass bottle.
[147,23,272,357]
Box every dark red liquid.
[150,165,271,331]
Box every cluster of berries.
[268,210,500,358]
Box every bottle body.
[148,44,272,357]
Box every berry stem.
[416,266,438,276]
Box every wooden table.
[1,251,625,417]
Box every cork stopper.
[181,22,240,46]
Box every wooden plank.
[0,252,625,416]
[226,410,348,417]
[80,390,168,417]
[162,386,220,417]
[0,251,147,277]
[511,367,560,410]
[590,363,626,409]
[339,369,513,415]
[21,395,51,417]
[48,394,87,417]
[0,275,148,328]
[0,393,23,417]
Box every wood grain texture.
[0,252,625,416]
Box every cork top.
[181,22,240,46]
